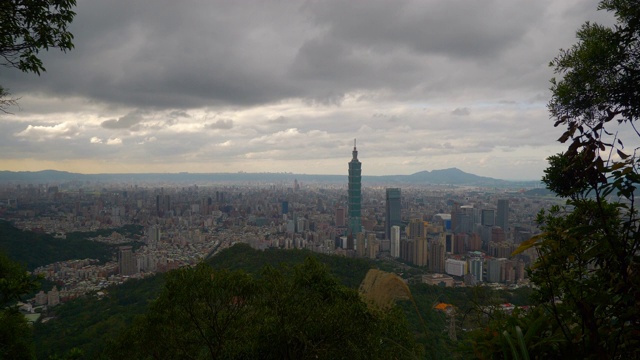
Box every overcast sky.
[0,0,615,180]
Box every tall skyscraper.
[348,139,362,235]
[496,199,509,230]
[385,188,401,240]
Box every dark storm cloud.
[304,0,541,58]
[0,0,605,111]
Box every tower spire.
[352,138,358,160]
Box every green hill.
[32,244,376,359]
[31,243,532,359]
[0,220,142,270]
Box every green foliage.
[403,284,534,360]
[0,0,76,75]
[466,307,564,360]
[0,0,76,113]
[494,1,640,358]
[33,275,165,360]
[0,220,132,270]
[0,251,38,306]
[0,308,34,360]
[0,252,39,360]
[208,243,373,288]
[109,258,422,360]
[32,245,374,358]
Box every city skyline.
[0,1,613,180]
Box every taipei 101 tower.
[348,139,362,235]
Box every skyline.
[0,0,613,180]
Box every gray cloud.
[206,119,234,130]
[452,108,470,116]
[0,0,608,110]
[101,111,145,129]
[0,0,612,179]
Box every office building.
[390,225,400,258]
[496,199,509,230]
[348,139,362,235]
[367,233,379,259]
[414,237,428,266]
[385,188,401,240]
[356,233,366,257]
[118,246,137,276]
[444,233,454,253]
[335,207,346,227]
[408,218,425,240]
[470,258,483,283]
[481,209,495,227]
[429,239,445,273]
[445,259,467,277]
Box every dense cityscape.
[0,143,559,324]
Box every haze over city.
[0,0,613,180]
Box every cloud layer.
[0,0,614,179]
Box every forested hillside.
[0,220,142,270]
[32,244,532,359]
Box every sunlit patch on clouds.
[89,136,123,145]
[15,122,81,141]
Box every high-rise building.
[429,239,445,273]
[148,225,161,245]
[481,209,495,227]
[367,233,379,259]
[356,233,366,257]
[470,258,483,282]
[118,246,137,276]
[408,218,425,240]
[487,258,504,283]
[47,286,60,307]
[445,259,467,277]
[414,237,428,266]
[491,227,506,243]
[467,233,482,251]
[385,188,401,240]
[496,199,509,230]
[348,139,362,235]
[454,233,467,254]
[390,225,400,258]
[444,233,454,253]
[335,207,346,227]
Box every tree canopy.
[0,0,76,112]
[470,1,640,358]
[109,258,422,360]
[0,252,40,360]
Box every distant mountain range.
[0,168,543,188]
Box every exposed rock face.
[359,269,411,310]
